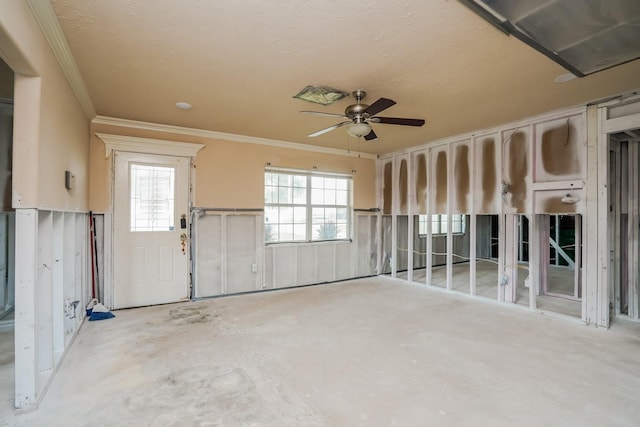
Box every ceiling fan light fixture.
[347,122,372,138]
[293,85,348,105]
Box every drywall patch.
[435,151,447,214]
[541,122,580,176]
[481,138,496,212]
[415,153,427,214]
[383,162,392,214]
[508,132,528,213]
[399,159,408,214]
[454,145,470,213]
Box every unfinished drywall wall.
[263,215,376,292]
[396,215,409,271]
[505,131,529,213]
[535,115,586,183]
[453,143,470,213]
[193,212,261,298]
[0,213,14,315]
[477,136,498,214]
[398,159,408,215]
[535,190,579,214]
[376,106,588,316]
[382,161,392,214]
[414,152,427,214]
[1,1,92,411]
[541,124,578,175]
[434,149,447,214]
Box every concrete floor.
[3,277,640,426]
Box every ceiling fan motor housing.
[346,90,369,121]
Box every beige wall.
[89,123,377,212]
[0,1,89,211]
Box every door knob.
[180,233,187,254]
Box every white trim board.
[93,116,377,160]
[96,133,205,158]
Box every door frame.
[96,134,204,309]
[589,95,640,327]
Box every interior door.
[113,151,190,309]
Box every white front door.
[113,151,190,309]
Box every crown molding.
[96,133,205,158]
[92,115,378,160]
[26,0,96,119]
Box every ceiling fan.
[301,90,425,141]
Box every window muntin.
[418,214,466,236]
[130,164,175,232]
[265,169,352,243]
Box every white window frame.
[264,167,353,244]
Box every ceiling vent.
[293,85,349,105]
[459,0,640,77]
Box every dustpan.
[86,298,115,321]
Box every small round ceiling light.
[175,102,192,110]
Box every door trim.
[101,135,204,309]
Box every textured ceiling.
[51,0,640,155]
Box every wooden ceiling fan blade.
[301,110,348,119]
[373,117,425,126]
[364,129,378,141]
[364,98,396,116]
[308,121,351,137]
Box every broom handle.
[92,213,100,302]
[89,212,97,301]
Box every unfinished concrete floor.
[3,277,640,426]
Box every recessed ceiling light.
[554,73,577,83]
[176,102,192,110]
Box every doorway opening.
[534,214,583,318]
[0,57,15,412]
[609,129,640,321]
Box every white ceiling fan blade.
[308,121,352,137]
[301,110,348,119]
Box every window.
[264,169,352,243]
[418,214,466,235]
[130,164,175,232]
